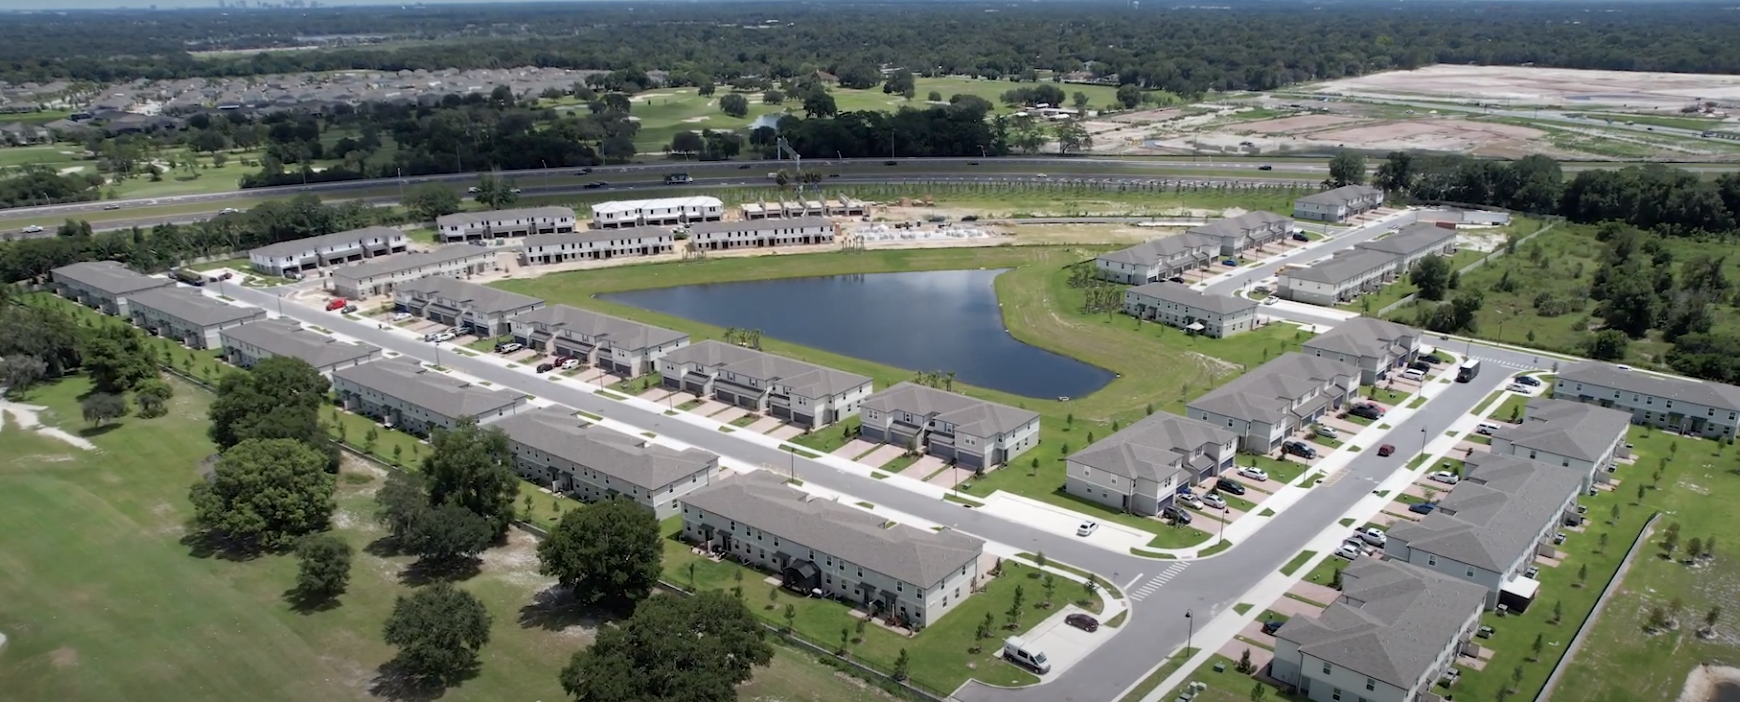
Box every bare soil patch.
[1238,114,1365,134]
[1312,64,1740,109]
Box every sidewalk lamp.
[1185,609,1194,653]
[1420,426,1428,462]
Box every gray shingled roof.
[1278,559,1487,690]
[1068,411,1234,483]
[524,225,673,249]
[1303,317,1418,360]
[219,318,381,370]
[436,206,575,227]
[398,277,543,316]
[663,340,871,399]
[682,471,982,586]
[250,226,405,259]
[1296,184,1384,207]
[329,246,495,283]
[1495,398,1630,461]
[51,261,173,296]
[1098,233,1219,266]
[1557,361,1740,412]
[512,304,688,353]
[1187,210,1292,239]
[861,383,1039,438]
[1355,222,1457,256]
[1388,453,1584,571]
[128,287,264,327]
[686,215,836,235]
[1188,353,1358,424]
[1126,282,1259,315]
[334,357,527,419]
[494,407,716,490]
[1283,249,1397,285]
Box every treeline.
[6,2,1740,94]
[0,169,106,210]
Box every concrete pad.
[1220,640,1275,672]
[905,454,948,477]
[977,492,1151,553]
[1318,416,1366,436]
[641,387,674,402]
[692,400,730,417]
[1402,483,1431,499]
[766,424,804,441]
[1289,581,1342,604]
[833,439,877,458]
[1369,512,1407,528]
[1238,620,1274,643]
[856,444,907,469]
[663,391,699,406]
[506,348,542,362]
[928,465,974,488]
[1017,605,1109,680]
[1269,595,1327,618]
[577,367,609,384]
[747,416,783,433]
[710,406,750,423]
[1383,505,1424,521]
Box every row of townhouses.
[1094,210,1295,286]
[1278,222,1458,306]
[435,206,577,242]
[249,227,410,276]
[1292,184,1386,223]
[591,196,725,229]
[740,197,865,219]
[329,245,500,299]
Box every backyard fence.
[1536,511,1661,702]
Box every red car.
[1377,444,1396,457]
[325,298,347,311]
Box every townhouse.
[1277,249,1398,306]
[126,286,265,349]
[1553,361,1740,439]
[434,206,576,242]
[591,196,724,229]
[1269,559,1489,702]
[509,304,689,378]
[494,407,718,519]
[332,357,530,435]
[329,245,500,299]
[679,471,985,629]
[394,277,545,337]
[1063,412,1236,517]
[686,216,837,251]
[1292,184,1385,223]
[659,340,873,430]
[1094,233,1220,285]
[50,260,173,316]
[1353,222,1457,277]
[1123,282,1260,338]
[1187,353,1361,453]
[858,383,1041,470]
[248,226,409,276]
[1301,317,1423,385]
[519,226,675,265]
[1186,210,1294,256]
[219,317,382,375]
[1490,398,1632,490]
[1385,453,1585,610]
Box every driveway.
[833,439,877,459]
[641,387,675,403]
[856,444,907,469]
[1268,594,1327,618]
[711,406,750,423]
[1289,581,1341,605]
[977,492,1151,553]
[505,347,542,362]
[1219,639,1275,672]
[767,424,804,440]
[746,416,784,434]
[904,455,948,477]
[691,400,730,417]
[1018,605,1111,681]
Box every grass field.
[0,374,901,702]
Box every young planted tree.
[892,648,911,681]
[1042,573,1056,609]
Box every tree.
[0,355,47,396]
[381,582,493,684]
[422,417,518,536]
[892,648,911,681]
[1664,529,1681,559]
[81,323,155,394]
[188,438,336,550]
[718,93,750,118]
[927,90,943,102]
[375,469,430,540]
[1326,150,1366,187]
[1411,254,1452,301]
[537,497,662,609]
[782,603,796,631]
[295,533,354,600]
[1055,119,1092,154]
[1251,682,1269,702]
[133,377,173,418]
[669,130,704,155]
[1530,632,1544,661]
[1042,573,1056,608]
[1577,563,1589,587]
[473,173,519,210]
[208,356,335,468]
[80,391,127,426]
[403,502,493,563]
[559,590,772,701]
[404,183,462,222]
[802,90,837,119]
[1552,600,1563,624]
[882,69,916,97]
[1115,84,1142,109]
[762,89,784,105]
[1584,329,1631,361]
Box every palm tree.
[945,370,956,392]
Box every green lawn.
[1300,557,1345,592]
[1279,550,1316,576]
[1115,647,1202,702]
[1492,393,1532,423]
[1239,454,1309,485]
[789,416,860,454]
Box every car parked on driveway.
[1377,443,1396,457]
[495,341,524,354]
[1162,507,1193,525]
[390,312,412,322]
[559,358,582,371]
[1262,619,1284,635]
[1402,368,1426,381]
[1314,424,1339,439]
[1429,471,1460,485]
[341,304,358,314]
[1238,466,1270,481]
[1476,422,1502,435]
[1200,493,1227,510]
[1065,613,1100,633]
[1282,441,1317,459]
[1349,403,1385,420]
[1508,382,1534,393]
[1409,502,1437,515]
[1291,232,1309,242]
[1214,478,1246,495]
[1334,543,1362,560]
[1360,527,1386,546]
[1076,521,1099,537]
[325,298,347,311]
[1514,375,1542,387]
[535,361,556,373]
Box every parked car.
[1314,424,1339,439]
[1377,443,1396,457]
[1402,369,1427,381]
[1282,441,1317,460]
[1349,403,1384,420]
[535,362,556,373]
[1239,466,1270,481]
[1334,543,1362,560]
[1408,502,1437,515]
[1065,613,1100,633]
[1221,259,1239,267]
[1508,382,1534,393]
[1515,375,1542,387]
[432,331,457,342]
[341,304,358,314]
[1261,619,1284,635]
[391,312,413,322]
[1167,276,1186,283]
[1162,507,1193,525]
[1291,232,1309,242]
[325,298,347,311]
[1076,521,1099,537]
[1200,493,1227,510]
[495,342,524,354]
[1476,422,1502,436]
[559,358,582,371]
[1214,478,1246,495]
[1178,493,1202,508]
[1360,528,1387,546]
[1429,471,1460,485]
[1262,297,1278,305]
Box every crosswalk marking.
[1471,356,1535,371]
[1130,562,1190,602]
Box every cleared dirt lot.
[1311,118,1547,156]
[1238,114,1365,134]
[1310,64,1740,109]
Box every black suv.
[1349,403,1384,420]
[1162,507,1193,525]
[1283,441,1318,459]
[1214,478,1247,496]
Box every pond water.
[600,270,1115,399]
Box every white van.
[1003,636,1051,674]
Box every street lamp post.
[1185,609,1194,653]
[1420,426,1428,463]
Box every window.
[1323,662,1332,675]
[1331,690,1342,701]
[1466,567,1476,577]
[1365,678,1376,691]
[1427,555,1438,566]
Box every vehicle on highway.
[103,203,122,210]
[1282,441,1317,459]
[325,298,347,311]
[1456,358,1482,382]
[1214,478,1246,495]
[584,181,607,189]
[1334,543,1362,560]
[1065,613,1100,633]
[1262,619,1284,635]
[1076,520,1099,537]
[1429,471,1460,485]
[664,173,693,185]
[21,224,43,233]
[220,207,241,214]
[1359,528,1386,546]
[1258,165,1273,171]
[1238,466,1270,481]
[1200,493,1227,510]
[1377,443,1396,457]
[509,187,522,194]
[883,160,898,166]
[495,342,524,354]
[466,186,480,193]
[1034,173,1047,178]
[1408,502,1437,515]
[1161,507,1193,525]
[1514,375,1542,387]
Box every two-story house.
[1269,559,1488,702]
[1094,233,1220,285]
[659,341,873,430]
[679,471,986,629]
[591,196,724,229]
[248,226,408,276]
[1186,211,1294,256]
[1277,249,1399,306]
[687,216,837,251]
[1354,222,1457,277]
[494,407,717,519]
[1124,282,1260,338]
[519,226,676,265]
[50,260,173,316]
[1553,361,1740,439]
[858,383,1041,470]
[1490,398,1632,491]
[1063,412,1236,517]
[394,277,545,337]
[220,318,381,375]
[509,304,689,378]
[1301,317,1423,385]
[434,206,576,242]
[1292,184,1385,223]
[332,357,530,436]
[1187,353,1361,453]
[127,286,265,349]
[329,245,499,299]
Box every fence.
[1536,511,1661,702]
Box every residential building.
[332,357,529,435]
[1269,559,1489,702]
[434,206,576,242]
[126,286,265,349]
[1354,222,1458,276]
[1553,361,1740,439]
[1292,184,1385,222]
[393,277,544,337]
[1123,282,1260,338]
[519,226,676,265]
[679,471,985,628]
[1063,412,1236,517]
[1301,317,1423,385]
[495,407,717,519]
[659,341,873,430]
[1490,398,1632,490]
[248,226,409,276]
[50,260,173,315]
[329,246,499,299]
[1384,453,1585,609]
[1094,233,1219,285]
[1186,211,1294,256]
[858,383,1041,470]
[1187,353,1360,453]
[686,216,837,250]
[509,305,689,378]
[1276,249,1398,306]
[590,196,724,229]
[219,318,382,375]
